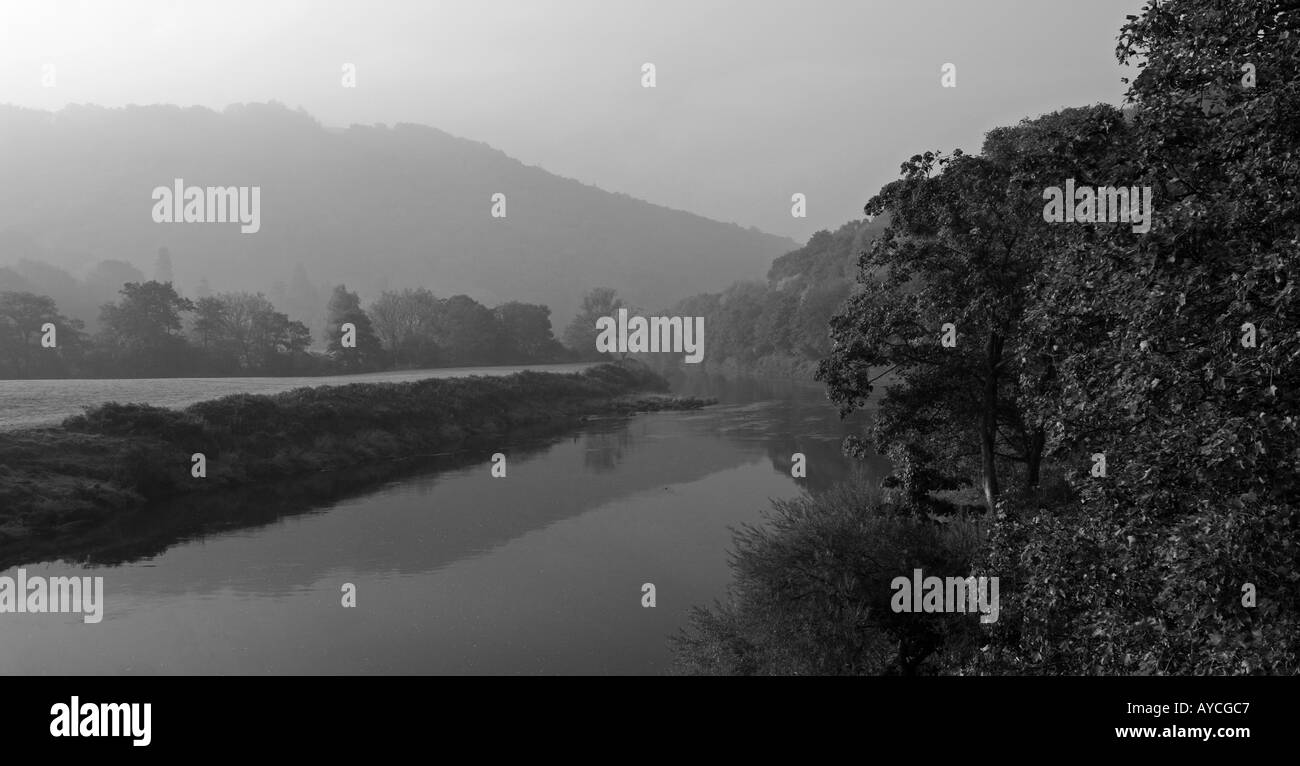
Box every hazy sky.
[0,0,1144,241]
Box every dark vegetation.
[673,482,985,675]
[0,275,578,378]
[677,0,1299,675]
[0,361,708,544]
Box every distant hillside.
[0,102,797,327]
[661,216,889,377]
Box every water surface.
[0,373,884,675]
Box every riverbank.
[0,362,600,432]
[0,361,712,544]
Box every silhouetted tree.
[0,291,85,377]
[325,284,383,371]
[495,301,561,362]
[563,287,623,358]
[98,281,195,375]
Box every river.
[0,372,885,675]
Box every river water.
[0,372,884,675]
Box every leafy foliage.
[673,482,985,675]
[0,291,86,378]
[683,0,1300,675]
[978,0,1300,674]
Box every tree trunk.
[1025,426,1045,490]
[981,333,1002,510]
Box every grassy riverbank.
[0,361,710,543]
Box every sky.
[0,0,1146,242]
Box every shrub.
[673,481,988,675]
[65,402,209,445]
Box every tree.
[435,294,504,365]
[495,301,560,362]
[817,147,1051,509]
[325,284,383,371]
[711,281,770,366]
[191,296,228,351]
[369,288,441,367]
[990,0,1300,673]
[213,292,311,371]
[563,287,623,358]
[0,291,85,378]
[752,287,798,357]
[673,483,982,675]
[98,281,195,375]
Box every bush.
[65,402,209,445]
[673,481,988,675]
[2,362,678,536]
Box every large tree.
[818,147,1047,509]
[818,101,1141,509]
[0,291,85,378]
[325,284,383,371]
[98,280,195,375]
[563,287,623,358]
[435,294,504,366]
[369,288,442,367]
[996,0,1300,673]
[494,301,560,362]
[206,292,312,372]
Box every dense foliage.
[981,0,1300,675]
[679,0,1299,675]
[673,483,984,675]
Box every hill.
[0,102,797,328]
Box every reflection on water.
[0,373,884,675]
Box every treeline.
[677,0,1298,675]
[557,219,889,377]
[655,218,887,377]
[0,280,574,379]
[0,250,171,335]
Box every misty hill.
[0,102,797,328]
